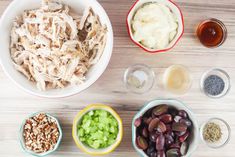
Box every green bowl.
[19,112,63,157]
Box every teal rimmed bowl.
[19,112,63,157]
[132,99,199,157]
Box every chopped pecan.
[23,113,60,153]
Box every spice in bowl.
[124,64,155,94]
[201,69,230,98]
[127,70,148,89]
[203,75,225,96]
[200,118,231,148]
[203,122,222,143]
[20,113,62,155]
[77,109,119,149]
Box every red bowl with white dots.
[126,0,184,53]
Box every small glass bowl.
[162,65,192,95]
[124,64,155,94]
[200,68,230,98]
[196,18,227,48]
[200,118,231,149]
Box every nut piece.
[23,113,60,154]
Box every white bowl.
[0,0,113,98]
[127,0,184,53]
[132,99,199,157]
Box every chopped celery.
[77,109,119,149]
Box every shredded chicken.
[10,0,107,90]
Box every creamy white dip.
[132,3,178,49]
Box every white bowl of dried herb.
[200,118,231,148]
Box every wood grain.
[1,0,235,156]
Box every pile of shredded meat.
[10,0,107,90]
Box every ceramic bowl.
[126,0,184,53]
[19,113,63,157]
[0,0,113,98]
[132,99,199,157]
[200,117,231,148]
[72,104,123,155]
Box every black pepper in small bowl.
[201,69,230,98]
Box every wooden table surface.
[1,0,235,156]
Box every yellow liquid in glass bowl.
[163,65,192,94]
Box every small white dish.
[0,0,113,98]
[200,118,231,149]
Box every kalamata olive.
[149,132,159,142]
[150,151,158,157]
[157,150,166,157]
[159,114,173,124]
[178,110,188,118]
[179,131,189,143]
[165,124,171,132]
[143,109,153,117]
[142,127,149,138]
[179,118,192,127]
[174,116,182,123]
[153,105,168,116]
[155,121,167,133]
[166,148,180,157]
[134,117,142,127]
[166,131,175,138]
[152,112,156,118]
[148,118,160,132]
[172,122,187,132]
[175,130,186,137]
[136,136,148,150]
[165,134,174,146]
[146,146,155,156]
[149,140,155,147]
[144,117,153,125]
[168,107,178,117]
[169,142,181,149]
[180,142,188,156]
[156,134,165,150]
